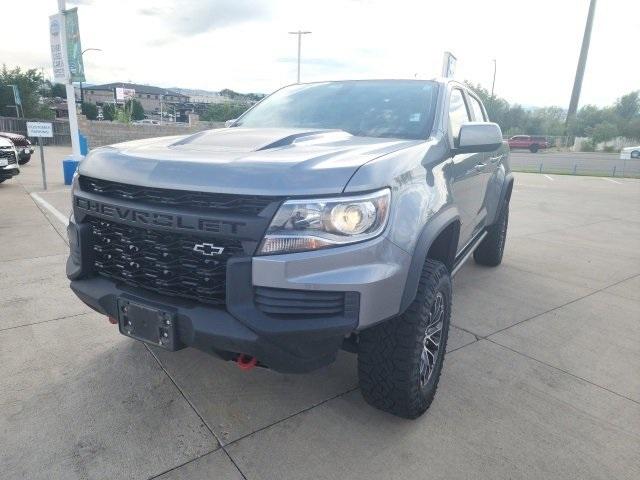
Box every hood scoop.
[169,127,351,152]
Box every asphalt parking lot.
[1,147,639,480]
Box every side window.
[449,89,471,144]
[468,95,487,122]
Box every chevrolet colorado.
[67,79,512,418]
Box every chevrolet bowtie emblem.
[193,243,225,256]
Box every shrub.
[81,102,98,120]
[580,140,596,152]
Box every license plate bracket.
[117,299,177,350]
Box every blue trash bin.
[63,156,80,185]
[79,133,89,155]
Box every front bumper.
[0,165,19,179]
[67,217,410,373]
[18,148,33,160]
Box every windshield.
[235,80,439,140]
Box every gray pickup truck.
[67,79,512,418]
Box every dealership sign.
[49,8,85,83]
[115,87,136,103]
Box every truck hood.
[79,128,421,196]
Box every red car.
[507,135,550,153]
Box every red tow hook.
[107,316,118,325]
[236,354,258,371]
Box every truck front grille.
[89,217,244,305]
[0,148,17,164]
[79,176,281,216]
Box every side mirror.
[455,122,503,154]
[225,119,237,128]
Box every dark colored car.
[0,132,35,164]
[507,135,550,153]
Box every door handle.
[488,154,504,163]
[474,163,486,171]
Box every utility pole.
[491,59,497,99]
[288,30,311,83]
[565,0,597,137]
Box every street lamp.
[79,47,102,104]
[491,58,497,99]
[288,30,311,83]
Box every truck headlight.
[258,188,391,255]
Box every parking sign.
[26,122,54,138]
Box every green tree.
[102,103,115,121]
[614,91,639,120]
[113,105,132,124]
[125,99,145,121]
[620,117,640,141]
[201,102,249,122]
[0,65,53,118]
[81,102,98,120]
[50,82,67,98]
[588,122,618,144]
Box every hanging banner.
[49,8,85,83]
[12,85,22,106]
[49,13,67,82]
[64,8,85,82]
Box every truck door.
[448,88,487,252]
[466,92,499,235]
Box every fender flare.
[399,206,461,313]
[500,172,514,208]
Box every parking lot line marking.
[544,174,554,181]
[602,178,622,184]
[30,192,69,226]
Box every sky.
[3,0,639,108]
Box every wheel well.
[504,178,514,203]
[426,221,460,271]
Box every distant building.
[187,93,229,104]
[78,82,189,117]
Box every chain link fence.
[0,116,71,145]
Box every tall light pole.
[79,47,102,104]
[288,30,311,83]
[491,59,497,99]
[565,0,597,139]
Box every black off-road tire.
[474,201,509,266]
[18,156,31,165]
[529,144,539,153]
[358,259,451,419]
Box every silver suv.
[67,79,512,418]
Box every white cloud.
[4,0,639,106]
